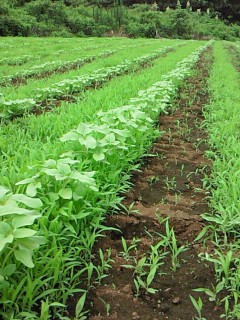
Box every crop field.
[0,37,240,320]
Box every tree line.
[0,0,240,39]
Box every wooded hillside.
[3,0,240,22]
[0,0,240,38]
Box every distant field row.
[0,39,181,101]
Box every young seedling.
[189,295,206,320]
[179,163,185,176]
[99,297,111,317]
[174,192,181,205]
[120,237,140,260]
[164,176,177,191]
[95,248,114,283]
[147,175,161,185]
[118,202,140,216]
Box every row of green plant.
[120,218,186,297]
[0,38,153,77]
[0,49,115,86]
[0,54,33,67]
[0,37,140,62]
[0,39,112,71]
[0,42,210,319]
[0,39,175,101]
[0,43,181,120]
[193,42,240,319]
[0,41,202,188]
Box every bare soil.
[82,49,227,320]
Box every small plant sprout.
[179,163,185,176]
[120,237,140,260]
[202,250,233,286]
[118,202,140,216]
[147,175,161,185]
[190,295,206,320]
[161,219,187,271]
[174,192,181,205]
[132,239,168,296]
[95,248,114,283]
[194,279,225,305]
[99,297,111,317]
[170,228,187,271]
[164,176,176,191]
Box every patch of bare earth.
[85,48,225,320]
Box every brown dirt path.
[84,48,225,320]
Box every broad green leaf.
[18,236,46,250]
[84,171,96,178]
[58,188,73,200]
[12,213,41,228]
[57,163,71,176]
[48,192,59,202]
[3,264,16,276]
[93,152,105,161]
[0,221,11,235]
[11,194,42,209]
[0,222,13,251]
[0,186,9,200]
[70,171,96,184]
[42,168,58,176]
[43,159,56,167]
[85,135,97,149]
[112,128,130,138]
[14,249,34,268]
[0,201,29,215]
[16,177,35,186]
[14,228,36,239]
[59,157,79,165]
[76,123,92,136]
[26,182,41,197]
[101,133,116,145]
[60,131,79,142]
[0,279,10,290]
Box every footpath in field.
[85,49,225,319]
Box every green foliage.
[0,0,239,38]
[125,5,240,40]
[193,42,240,319]
[0,39,209,317]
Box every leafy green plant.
[95,248,114,283]
[189,295,207,320]
[120,237,139,260]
